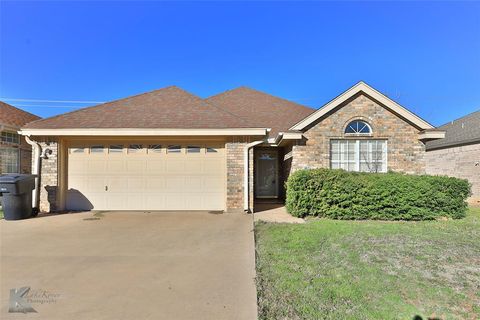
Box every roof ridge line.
[20,86,181,128]
[207,86,315,112]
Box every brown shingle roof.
[0,101,40,128]
[206,87,315,136]
[426,110,480,150]
[23,86,251,129]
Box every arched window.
[345,120,371,134]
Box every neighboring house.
[425,111,480,204]
[0,102,40,174]
[19,82,444,213]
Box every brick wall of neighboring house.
[0,136,33,174]
[425,143,480,204]
[33,139,59,213]
[19,137,33,174]
[290,93,426,175]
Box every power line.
[0,98,104,104]
[13,104,84,108]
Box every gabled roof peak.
[290,81,434,130]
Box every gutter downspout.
[25,136,41,214]
[244,140,264,212]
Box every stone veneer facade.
[425,143,480,204]
[289,93,426,175]
[35,139,59,212]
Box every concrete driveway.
[0,211,258,320]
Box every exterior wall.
[33,139,59,213]
[290,93,426,175]
[225,141,254,212]
[426,143,480,204]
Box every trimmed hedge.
[285,169,471,220]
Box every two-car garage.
[66,141,226,211]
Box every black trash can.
[0,174,36,220]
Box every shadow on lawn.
[413,315,441,320]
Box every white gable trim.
[290,82,434,131]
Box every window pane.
[90,145,104,153]
[0,148,19,173]
[1,131,20,144]
[148,144,162,153]
[187,146,201,153]
[345,120,371,134]
[69,147,84,154]
[167,145,181,153]
[128,144,143,153]
[109,145,123,153]
[206,147,218,153]
[331,139,387,173]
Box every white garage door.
[66,142,225,211]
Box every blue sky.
[1,1,479,126]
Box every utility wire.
[0,98,104,104]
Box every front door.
[255,149,278,198]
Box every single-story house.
[425,110,480,205]
[20,81,445,213]
[0,101,40,174]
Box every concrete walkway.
[254,204,305,224]
[1,211,258,320]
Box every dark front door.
[255,149,278,198]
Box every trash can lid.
[0,174,37,183]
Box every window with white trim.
[344,120,371,134]
[331,140,387,173]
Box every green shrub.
[285,169,471,220]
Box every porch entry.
[255,149,279,198]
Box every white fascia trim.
[273,132,303,145]
[290,82,434,131]
[19,128,268,137]
[418,131,446,140]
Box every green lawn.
[0,209,3,219]
[255,207,480,320]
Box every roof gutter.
[24,136,41,215]
[19,128,268,137]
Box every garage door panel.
[203,177,224,191]
[146,177,166,190]
[165,160,185,174]
[67,142,225,211]
[184,194,204,210]
[87,177,106,193]
[185,177,203,190]
[146,160,166,174]
[88,160,106,174]
[105,194,127,210]
[126,160,145,173]
[184,161,203,174]
[165,194,185,210]
[106,160,125,173]
[165,177,185,192]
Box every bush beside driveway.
[255,207,480,319]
